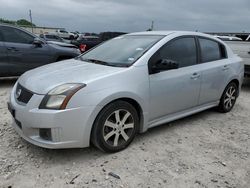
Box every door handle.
[191,73,200,79]
[222,65,229,71]
[7,47,19,52]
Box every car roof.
[126,30,213,37]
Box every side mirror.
[33,37,44,46]
[151,59,179,73]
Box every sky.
[0,0,250,33]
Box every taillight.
[79,44,87,52]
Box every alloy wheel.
[103,109,135,147]
[224,85,237,110]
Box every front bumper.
[8,84,96,149]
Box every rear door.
[198,37,229,105]
[0,28,10,76]
[1,26,52,76]
[149,37,201,122]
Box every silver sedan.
[8,31,244,152]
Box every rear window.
[199,38,227,62]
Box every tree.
[0,18,36,27]
[16,19,35,26]
[0,18,16,25]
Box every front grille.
[16,83,33,104]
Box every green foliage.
[0,18,36,27]
[0,18,16,25]
[16,19,35,26]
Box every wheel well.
[99,98,144,132]
[56,56,73,62]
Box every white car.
[225,41,250,77]
[214,35,242,41]
[8,31,244,152]
[54,29,75,40]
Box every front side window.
[150,37,197,68]
[1,26,34,44]
[199,38,226,62]
[78,35,163,67]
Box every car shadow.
[0,77,17,88]
[242,77,250,92]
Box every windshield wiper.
[81,58,128,67]
[82,58,109,65]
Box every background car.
[8,31,244,153]
[225,40,250,77]
[40,33,79,49]
[71,35,102,52]
[0,24,81,77]
[39,34,70,43]
[53,29,76,40]
[71,32,127,53]
[215,35,243,41]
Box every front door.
[148,37,201,121]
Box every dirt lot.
[0,78,249,188]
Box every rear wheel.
[218,82,238,113]
[91,101,139,152]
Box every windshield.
[77,35,163,67]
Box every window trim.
[197,36,228,64]
[148,35,199,74]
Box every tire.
[218,82,238,113]
[91,101,139,152]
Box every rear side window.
[1,26,34,44]
[150,37,197,68]
[199,38,227,62]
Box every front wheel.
[218,82,238,113]
[91,101,139,152]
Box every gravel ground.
[0,78,250,188]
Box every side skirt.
[148,101,219,129]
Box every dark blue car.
[0,24,81,77]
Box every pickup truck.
[226,41,250,77]
[53,29,76,40]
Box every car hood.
[47,41,77,48]
[18,59,124,94]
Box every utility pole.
[151,21,154,31]
[29,9,33,33]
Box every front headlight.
[39,83,86,110]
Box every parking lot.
[0,78,249,188]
